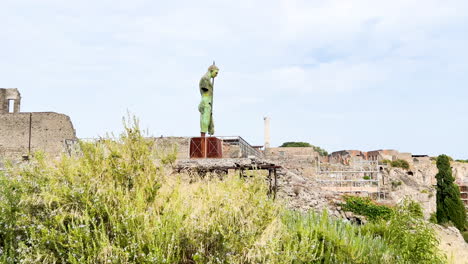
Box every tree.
[435,154,467,231]
[280,142,311,147]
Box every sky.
[1,0,468,159]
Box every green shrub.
[341,196,394,221]
[462,231,468,243]
[391,181,402,189]
[363,175,371,180]
[158,145,178,166]
[436,154,467,231]
[381,159,392,165]
[361,198,446,263]
[429,212,438,224]
[391,159,410,170]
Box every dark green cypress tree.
[435,154,467,231]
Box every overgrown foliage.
[341,196,394,221]
[280,141,311,147]
[390,159,410,170]
[0,118,447,263]
[435,154,467,231]
[455,159,468,163]
[462,231,468,243]
[391,180,402,189]
[361,199,444,263]
[381,159,392,165]
[279,142,328,156]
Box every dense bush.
[429,213,438,224]
[435,154,467,231]
[390,159,410,170]
[462,231,468,243]
[341,196,394,221]
[0,119,447,263]
[280,141,311,147]
[381,159,392,165]
[391,180,402,189]
[361,199,444,263]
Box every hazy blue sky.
[1,0,467,158]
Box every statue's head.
[208,65,219,78]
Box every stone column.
[0,89,7,114]
[264,116,270,149]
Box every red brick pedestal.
[190,137,223,158]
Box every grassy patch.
[391,159,410,170]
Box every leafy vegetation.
[381,159,392,165]
[312,146,328,157]
[391,180,402,189]
[381,159,411,170]
[341,196,445,262]
[280,141,311,147]
[429,212,438,224]
[279,142,328,156]
[455,159,468,163]
[390,159,410,170]
[361,199,444,263]
[0,119,447,263]
[435,154,467,231]
[341,196,393,221]
[462,231,468,243]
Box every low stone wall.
[153,137,190,159]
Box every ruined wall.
[367,149,399,161]
[0,112,76,159]
[329,150,367,164]
[0,88,21,114]
[395,152,412,162]
[265,147,319,177]
[153,137,190,159]
[222,144,241,158]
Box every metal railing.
[217,136,263,158]
[71,136,264,159]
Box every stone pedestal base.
[190,137,223,158]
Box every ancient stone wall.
[265,147,319,177]
[0,88,21,114]
[153,137,190,159]
[394,152,412,162]
[0,112,76,160]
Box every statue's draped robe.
[198,72,214,135]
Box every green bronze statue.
[198,64,219,137]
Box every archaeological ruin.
[1,89,466,214]
[0,88,77,161]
